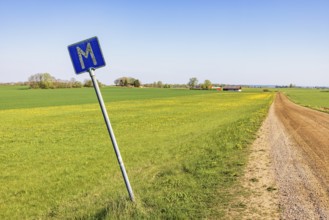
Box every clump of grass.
[250,178,259,182]
[266,186,277,192]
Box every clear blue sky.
[0,0,328,86]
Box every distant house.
[212,86,222,91]
[223,86,242,92]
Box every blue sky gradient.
[0,0,328,86]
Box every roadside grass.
[280,88,329,113]
[0,88,274,219]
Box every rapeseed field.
[0,87,273,219]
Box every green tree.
[188,77,198,89]
[157,81,163,88]
[201,79,212,90]
[133,79,141,87]
[28,73,84,89]
[84,79,93,87]
[124,79,128,86]
[28,73,55,89]
[70,78,82,88]
[84,79,104,88]
[114,77,139,87]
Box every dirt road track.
[274,92,329,219]
[234,93,329,219]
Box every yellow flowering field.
[0,89,274,219]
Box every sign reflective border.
[68,37,106,74]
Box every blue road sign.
[68,37,106,74]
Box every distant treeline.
[114,77,213,89]
[5,74,318,90]
[27,73,103,89]
[0,82,29,86]
[114,77,188,89]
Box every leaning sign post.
[68,36,135,202]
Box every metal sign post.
[68,37,135,202]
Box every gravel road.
[274,92,329,219]
[235,93,329,219]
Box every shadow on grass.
[82,196,140,220]
[92,207,111,220]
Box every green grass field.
[0,86,215,110]
[280,88,329,112]
[0,86,274,219]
